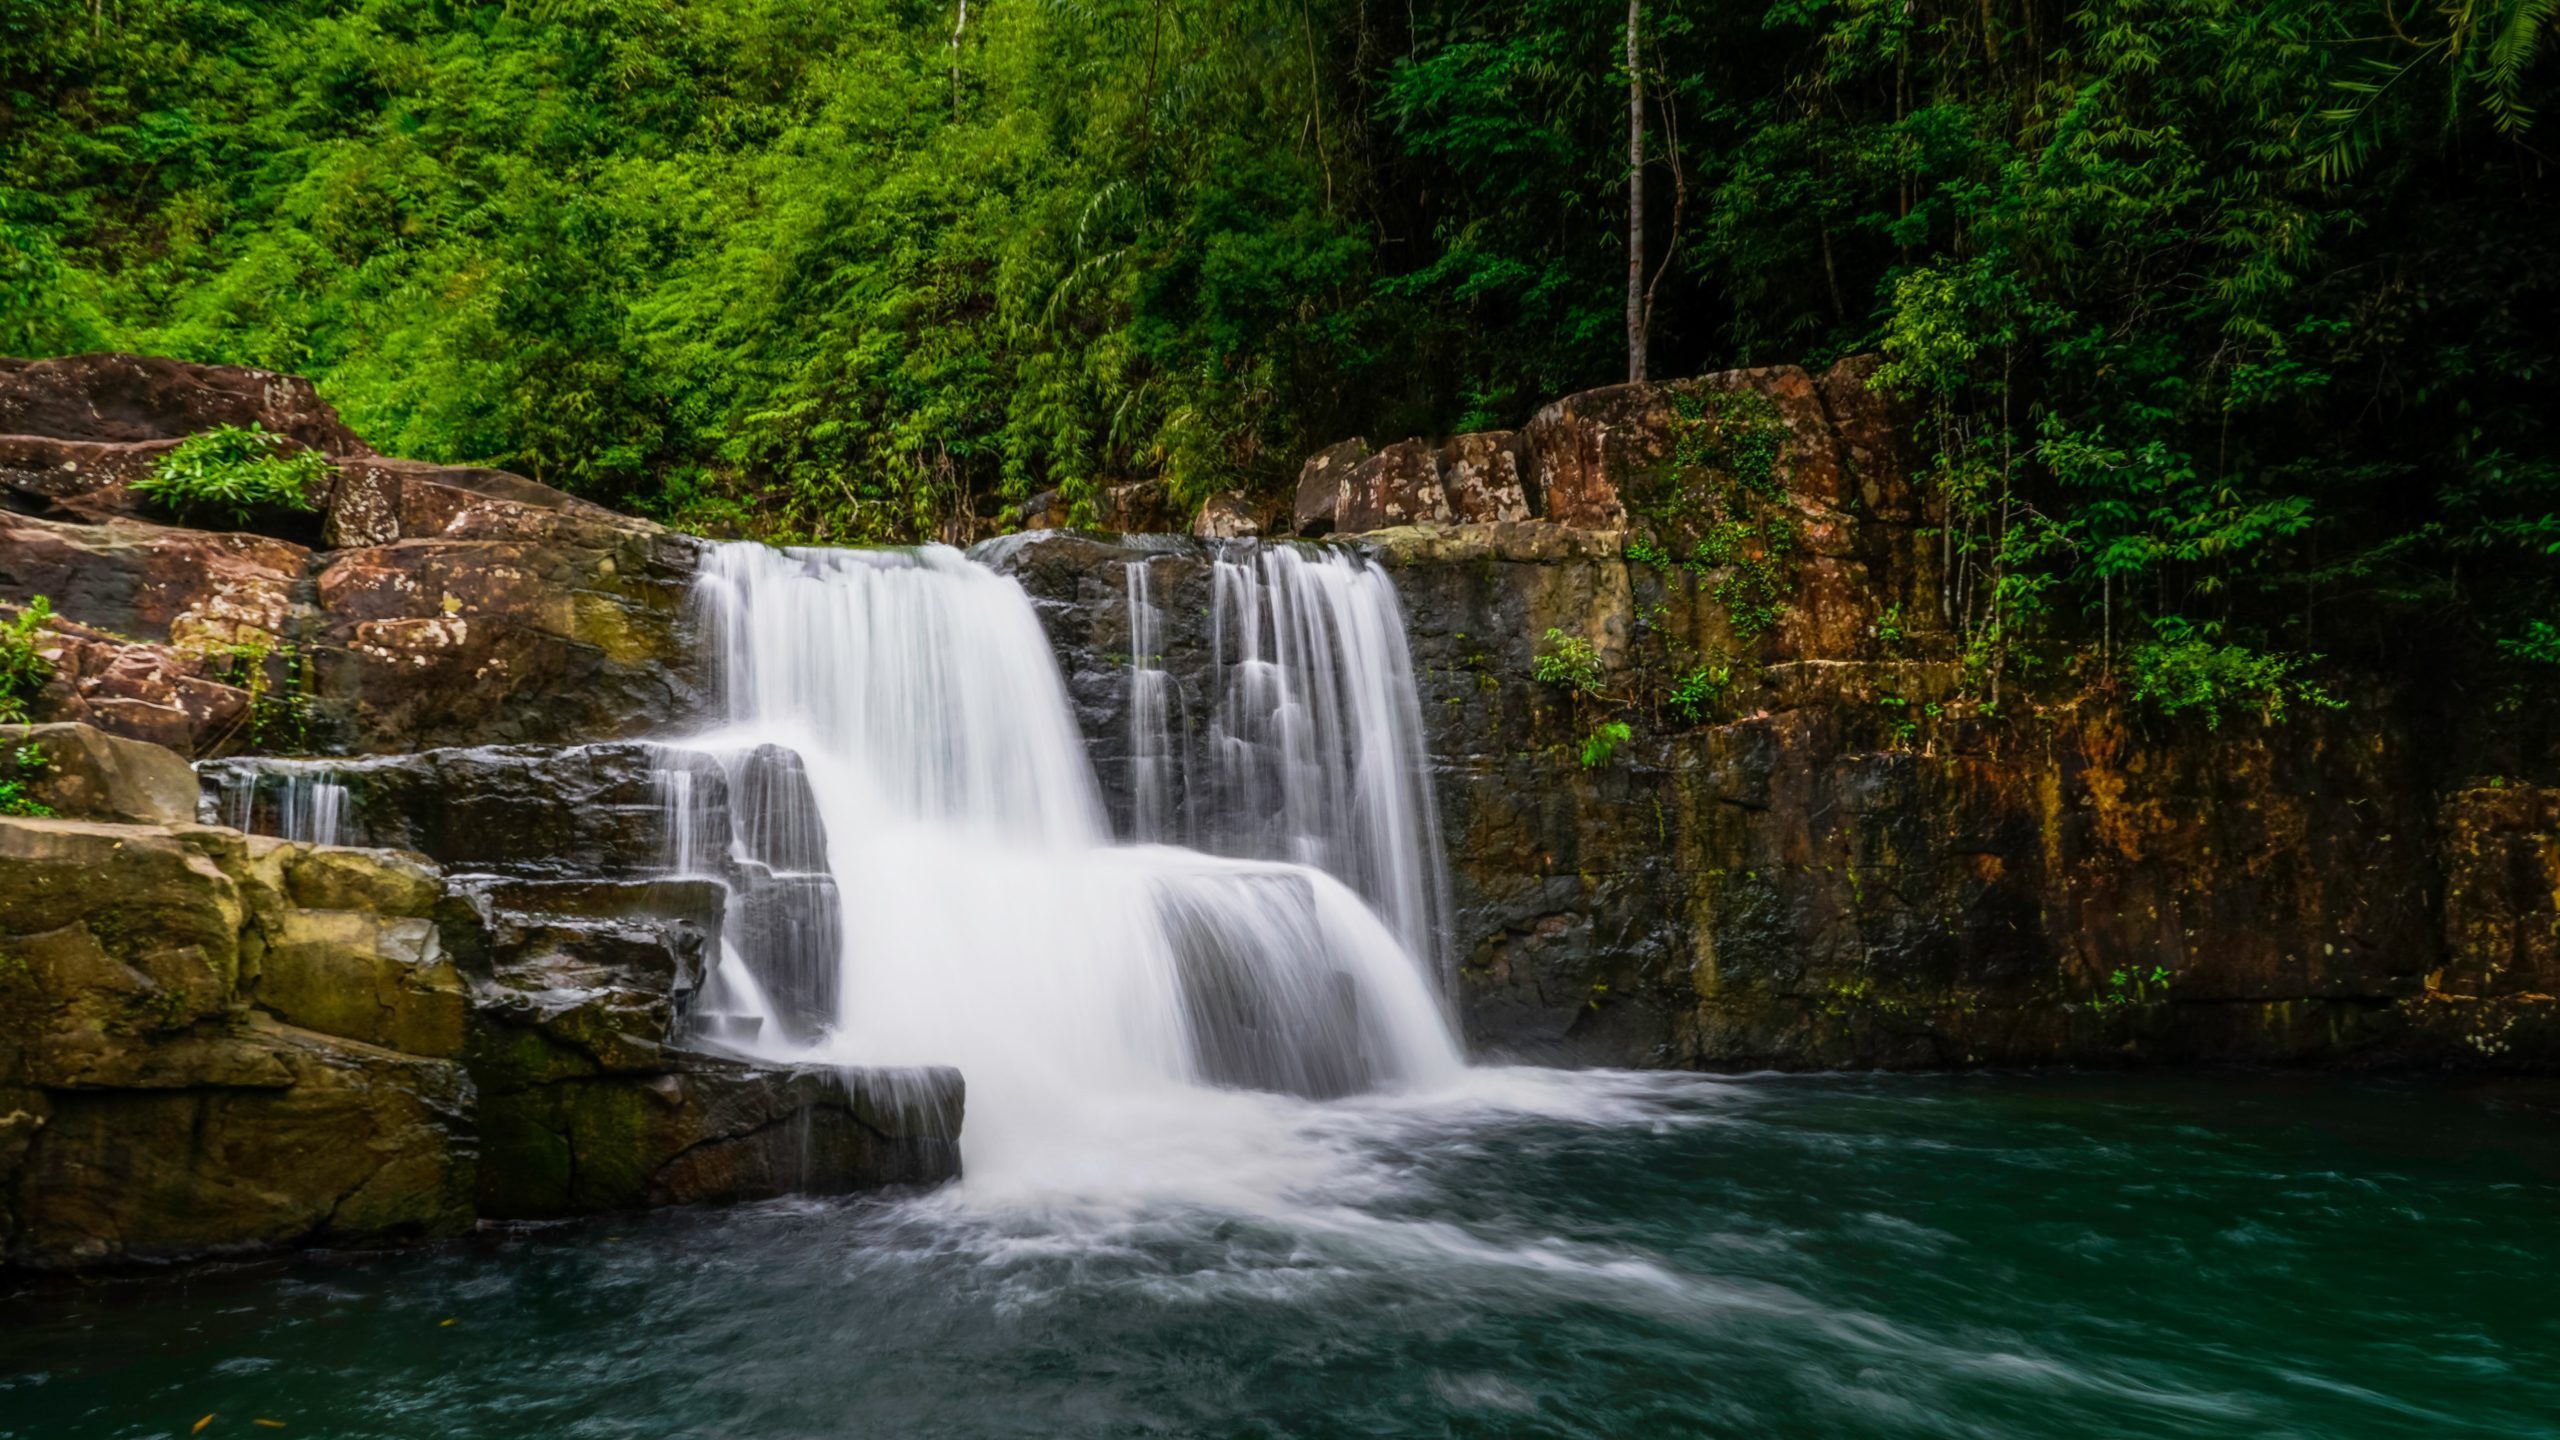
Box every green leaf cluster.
[0,598,54,726]
[1,0,2551,707]
[132,425,330,528]
[1531,628,1603,695]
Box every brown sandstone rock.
[1442,431,1536,523]
[0,722,198,824]
[1193,491,1264,540]
[1292,437,1371,536]
[1334,440,1451,534]
[311,533,703,750]
[0,353,369,456]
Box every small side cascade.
[649,741,830,1049]
[202,760,353,846]
[1201,544,1452,979]
[1124,558,1184,843]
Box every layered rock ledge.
[0,731,959,1274]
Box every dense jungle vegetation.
[2,0,2554,707]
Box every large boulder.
[309,533,705,751]
[1291,437,1371,536]
[0,798,965,1272]
[0,721,197,824]
[0,820,476,1269]
[320,456,664,550]
[0,356,707,757]
[1292,432,1534,537]
[0,353,369,456]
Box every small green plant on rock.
[1669,663,1732,725]
[1532,629,1603,695]
[1578,720,1633,769]
[2124,617,2341,730]
[2097,965,2172,1008]
[133,424,330,528]
[0,741,51,817]
[0,596,54,723]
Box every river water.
[8,1070,2555,1440]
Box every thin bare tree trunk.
[1626,0,1646,383]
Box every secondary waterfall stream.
[664,540,1463,1192]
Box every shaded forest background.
[2,0,2554,710]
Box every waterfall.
[208,763,349,846]
[1123,559,1181,843]
[667,541,1462,1177]
[1202,545,1452,977]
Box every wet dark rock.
[1004,356,2546,1074]
[199,743,689,877]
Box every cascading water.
[662,541,1462,1187]
[209,762,349,845]
[1200,545,1453,977]
[1122,559,1183,843]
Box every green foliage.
[0,742,53,818]
[1668,663,1731,725]
[1644,390,1799,643]
[0,598,54,725]
[2124,621,2341,730]
[133,426,329,528]
[1578,720,1633,769]
[213,638,316,750]
[1532,629,1603,694]
[0,0,2551,706]
[2097,965,2173,1009]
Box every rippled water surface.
[7,1071,2557,1440]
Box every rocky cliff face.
[0,353,704,758]
[0,359,956,1275]
[994,358,2556,1074]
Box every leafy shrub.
[0,597,53,724]
[1577,720,1632,768]
[132,425,331,528]
[1532,629,1601,694]
[2124,620,2341,729]
[1668,663,1731,725]
[0,742,52,817]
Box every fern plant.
[0,597,53,725]
[132,425,331,528]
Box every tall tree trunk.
[1626,0,1646,383]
